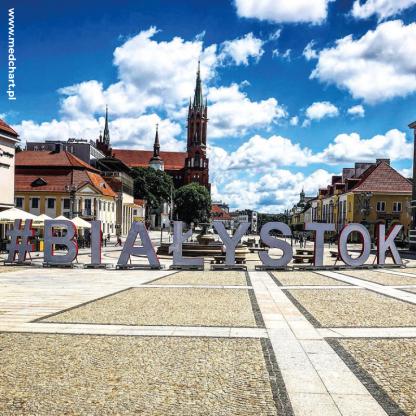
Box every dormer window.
[31,177,47,187]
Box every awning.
[0,207,38,223]
[71,216,91,229]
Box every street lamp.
[64,184,77,219]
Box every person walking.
[115,235,122,247]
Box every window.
[63,199,70,210]
[112,203,115,212]
[47,198,55,209]
[102,201,105,211]
[15,197,23,208]
[376,201,386,212]
[85,199,92,215]
[393,202,402,212]
[99,200,102,210]
[31,198,39,209]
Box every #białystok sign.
[6,219,403,268]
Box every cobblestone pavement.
[339,269,416,285]
[271,271,347,286]
[2,266,416,415]
[0,333,281,416]
[330,338,416,416]
[149,270,248,286]
[43,287,260,327]
[286,288,416,327]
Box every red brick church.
[97,63,210,191]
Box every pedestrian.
[115,235,122,247]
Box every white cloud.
[315,129,412,164]
[305,101,339,121]
[347,105,365,117]
[234,0,334,24]
[219,33,264,66]
[303,41,318,60]
[290,116,299,126]
[400,167,413,178]
[311,20,416,103]
[13,115,182,151]
[352,0,416,20]
[273,49,291,61]
[227,134,313,170]
[208,84,287,138]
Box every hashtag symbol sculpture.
[6,219,35,263]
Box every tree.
[131,167,173,217]
[174,183,211,225]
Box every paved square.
[271,271,347,286]
[42,287,262,327]
[149,270,249,286]
[328,338,416,416]
[0,333,287,416]
[285,288,416,327]
[339,270,416,285]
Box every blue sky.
[2,0,416,212]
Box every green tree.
[131,167,173,216]
[174,183,211,225]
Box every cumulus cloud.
[347,105,365,117]
[351,0,416,20]
[234,0,334,24]
[219,32,264,66]
[213,167,333,212]
[315,129,412,164]
[305,101,339,122]
[208,84,287,138]
[290,116,299,126]
[311,20,416,103]
[13,115,182,151]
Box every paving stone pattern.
[150,270,248,286]
[271,271,346,286]
[43,287,259,327]
[339,270,416,286]
[0,333,281,416]
[286,288,416,327]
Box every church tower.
[96,106,113,157]
[184,61,210,190]
[149,124,164,171]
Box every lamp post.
[64,184,77,219]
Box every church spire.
[149,123,164,171]
[192,60,203,109]
[153,123,160,158]
[103,105,110,145]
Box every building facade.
[14,149,118,235]
[311,159,411,242]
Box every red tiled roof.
[15,170,116,197]
[352,162,412,193]
[134,198,145,206]
[0,119,18,136]
[113,149,186,170]
[211,204,231,220]
[16,150,98,171]
[86,171,116,197]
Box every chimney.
[376,158,390,166]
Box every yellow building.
[310,160,411,242]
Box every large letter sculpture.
[305,222,336,266]
[259,222,293,268]
[169,221,203,268]
[213,221,250,265]
[117,221,160,268]
[44,220,78,264]
[338,224,371,267]
[377,224,403,265]
[6,219,35,263]
[89,220,102,266]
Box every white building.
[0,120,19,239]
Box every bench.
[212,256,246,264]
[292,254,313,264]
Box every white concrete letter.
[44,220,78,264]
[377,224,403,265]
[338,224,371,267]
[259,222,293,268]
[169,221,203,267]
[90,220,102,265]
[305,222,335,266]
[213,221,250,265]
[117,221,160,268]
